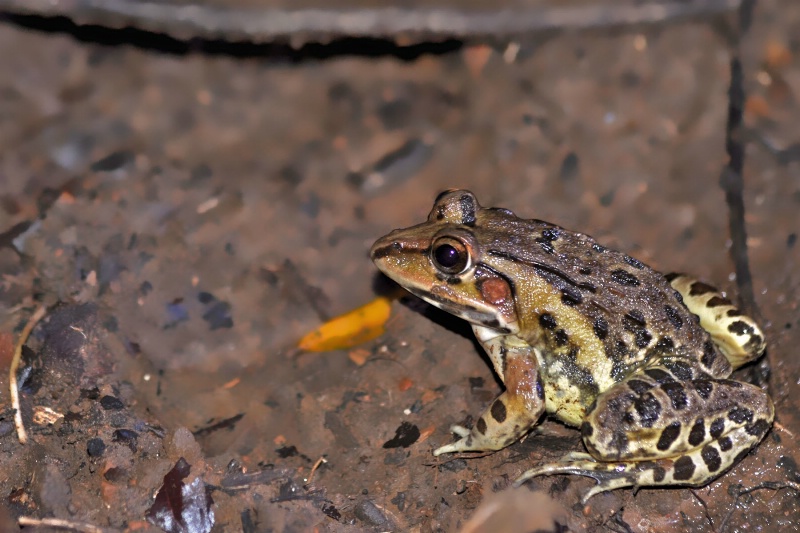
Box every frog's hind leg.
[667,274,766,369]
[434,347,545,455]
[515,365,774,503]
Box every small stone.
[87,438,106,457]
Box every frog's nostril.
[371,241,400,260]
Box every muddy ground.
[0,1,799,531]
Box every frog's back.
[475,211,730,399]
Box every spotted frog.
[371,190,773,502]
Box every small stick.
[10,305,46,444]
[0,0,742,43]
[18,515,111,533]
[306,456,327,485]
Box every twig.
[306,456,327,485]
[718,481,800,532]
[0,0,742,44]
[18,515,113,533]
[690,489,717,533]
[719,0,757,316]
[10,305,46,444]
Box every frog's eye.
[431,237,470,275]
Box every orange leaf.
[297,296,392,352]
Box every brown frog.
[370,189,773,502]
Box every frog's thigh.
[517,367,773,501]
[667,274,766,369]
[434,351,545,455]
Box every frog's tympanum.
[371,190,773,502]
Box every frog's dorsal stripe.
[486,249,598,293]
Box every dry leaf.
[297,296,392,352]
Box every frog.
[370,189,773,502]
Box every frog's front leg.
[434,332,544,455]
[516,364,773,502]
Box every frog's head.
[370,189,520,334]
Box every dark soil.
[0,1,799,531]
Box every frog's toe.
[513,453,599,485]
[562,451,596,462]
[433,441,461,456]
[514,458,636,503]
[450,424,471,438]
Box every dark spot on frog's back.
[534,238,555,254]
[593,317,608,340]
[701,340,717,368]
[635,330,651,349]
[611,269,640,286]
[460,194,476,226]
[541,228,559,241]
[745,334,763,351]
[728,406,753,425]
[539,313,558,330]
[627,379,652,395]
[706,296,729,307]
[746,418,770,437]
[689,281,716,296]
[476,417,487,435]
[624,309,646,326]
[554,329,569,346]
[633,392,662,428]
[728,320,754,336]
[709,417,725,439]
[673,456,696,481]
[645,368,674,383]
[688,418,705,446]
[702,445,722,472]
[694,380,713,399]
[656,421,681,451]
[664,305,683,329]
[561,287,583,306]
[662,382,688,410]
[624,255,645,269]
[663,360,693,381]
[655,337,674,352]
[490,399,507,423]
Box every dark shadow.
[0,12,463,61]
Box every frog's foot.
[514,453,639,504]
[514,457,660,504]
[433,388,543,456]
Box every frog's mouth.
[404,286,513,334]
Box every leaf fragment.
[297,296,392,352]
